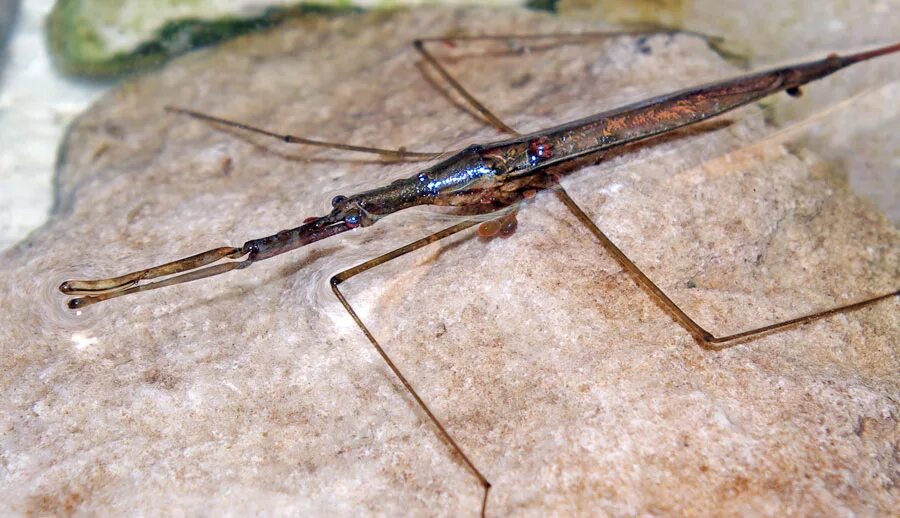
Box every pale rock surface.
[1,8,898,516]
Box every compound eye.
[344,214,361,228]
[331,195,348,207]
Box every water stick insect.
[55,16,899,517]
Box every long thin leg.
[168,30,717,159]
[556,188,898,350]
[413,39,519,136]
[330,220,493,517]
[413,29,722,137]
[165,106,442,161]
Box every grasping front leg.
[59,214,356,309]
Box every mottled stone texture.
[1,8,898,516]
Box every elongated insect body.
[334,44,900,229]
[59,41,900,309]
[322,43,900,237]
